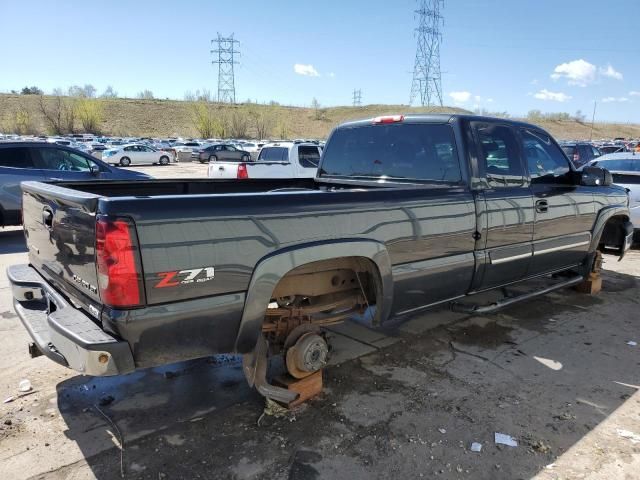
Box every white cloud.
[293,64,319,77]
[449,91,472,103]
[486,98,494,103]
[551,59,597,86]
[534,89,572,102]
[600,65,623,81]
[629,91,640,97]
[530,79,539,85]
[550,59,624,86]
[601,97,629,103]
[327,72,336,78]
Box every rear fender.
[234,239,393,353]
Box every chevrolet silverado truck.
[8,114,634,404]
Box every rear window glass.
[319,123,461,183]
[259,147,289,162]
[561,146,576,157]
[0,147,34,168]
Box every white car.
[208,142,322,179]
[238,142,260,160]
[587,153,640,240]
[102,144,172,166]
[173,141,202,162]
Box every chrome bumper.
[7,264,135,376]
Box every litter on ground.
[494,433,518,447]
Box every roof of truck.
[336,114,539,130]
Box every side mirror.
[89,164,100,175]
[581,166,613,186]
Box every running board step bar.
[450,275,584,314]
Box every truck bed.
[57,177,318,197]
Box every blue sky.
[1,0,638,121]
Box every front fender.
[234,239,393,353]
[588,205,631,257]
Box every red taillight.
[237,163,249,179]
[373,115,404,124]
[96,218,143,307]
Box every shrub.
[76,98,103,133]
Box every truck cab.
[207,141,322,179]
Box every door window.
[0,147,34,169]
[475,124,523,187]
[35,148,91,172]
[297,146,321,168]
[521,129,570,183]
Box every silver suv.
[0,142,150,226]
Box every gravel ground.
[0,162,638,479]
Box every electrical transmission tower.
[352,89,362,107]
[211,33,240,103]
[409,0,444,107]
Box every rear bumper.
[7,264,135,376]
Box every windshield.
[319,123,461,182]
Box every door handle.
[535,199,549,213]
[219,167,224,170]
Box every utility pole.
[352,89,362,107]
[211,33,240,103]
[589,100,597,141]
[410,0,444,107]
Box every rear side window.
[0,147,34,168]
[521,129,570,183]
[259,147,289,162]
[598,159,639,171]
[297,146,320,168]
[319,123,461,182]
[475,124,523,187]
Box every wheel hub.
[286,333,329,378]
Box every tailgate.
[21,181,103,311]
[208,162,239,178]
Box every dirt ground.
[1,162,639,479]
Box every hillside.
[1,93,638,141]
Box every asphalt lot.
[1,162,639,479]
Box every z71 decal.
[153,267,215,288]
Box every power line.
[211,33,240,103]
[352,89,362,107]
[410,0,444,107]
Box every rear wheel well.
[262,257,382,348]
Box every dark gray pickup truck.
[8,114,634,403]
